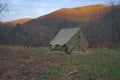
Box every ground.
[0,45,120,80]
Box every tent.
[49,28,88,53]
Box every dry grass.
[0,45,120,80]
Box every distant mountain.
[38,4,108,22]
[0,4,120,47]
[22,4,111,36]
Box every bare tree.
[0,0,8,20]
[108,0,120,42]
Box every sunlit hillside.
[0,4,120,47]
[39,4,109,22]
[6,18,32,25]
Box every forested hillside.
[0,4,120,47]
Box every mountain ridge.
[0,4,120,47]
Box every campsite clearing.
[0,45,120,80]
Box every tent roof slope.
[50,28,80,46]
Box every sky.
[2,0,108,22]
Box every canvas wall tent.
[49,28,88,53]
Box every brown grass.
[0,46,120,80]
[0,47,70,80]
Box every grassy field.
[0,45,120,80]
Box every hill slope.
[6,18,32,25]
[21,4,120,47]
[0,4,120,47]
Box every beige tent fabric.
[50,28,80,46]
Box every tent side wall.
[66,31,80,52]
[79,30,88,51]
[66,29,88,52]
